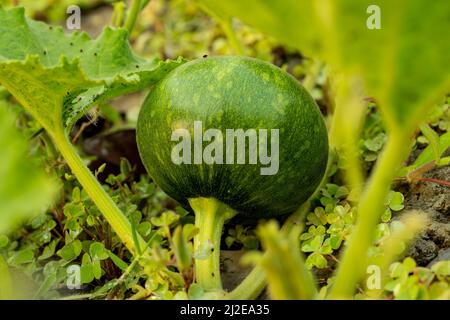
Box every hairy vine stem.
[124,0,142,35]
[189,197,236,292]
[53,127,146,255]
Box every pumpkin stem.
[189,197,236,292]
[53,128,146,255]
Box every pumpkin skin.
[137,56,328,218]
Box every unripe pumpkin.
[137,56,328,218]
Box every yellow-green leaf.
[198,0,450,131]
[0,7,184,135]
[0,106,56,234]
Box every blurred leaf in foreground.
[0,106,57,235]
[198,0,450,131]
[243,221,317,300]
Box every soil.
[399,165,450,266]
[82,129,147,182]
[221,251,252,292]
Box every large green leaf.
[198,0,450,130]
[330,1,450,129]
[0,6,184,134]
[0,105,56,235]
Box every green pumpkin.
[137,56,328,218]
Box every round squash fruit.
[137,56,328,219]
[137,56,328,292]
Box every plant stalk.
[329,131,411,299]
[189,197,236,292]
[329,74,366,198]
[112,2,126,28]
[53,128,146,255]
[0,254,13,300]
[219,18,245,55]
[226,265,266,300]
[124,0,142,35]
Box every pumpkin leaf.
[0,7,184,135]
[198,0,450,131]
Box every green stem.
[53,128,145,255]
[329,74,366,198]
[219,18,245,55]
[0,254,13,300]
[124,0,142,35]
[189,197,236,292]
[140,0,151,10]
[329,131,411,299]
[112,2,126,28]
[226,265,266,300]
